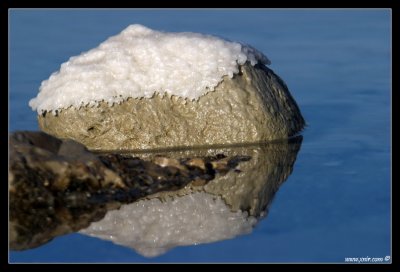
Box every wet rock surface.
[9,131,251,250]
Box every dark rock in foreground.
[9,131,251,250]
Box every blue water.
[9,9,391,263]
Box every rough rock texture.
[9,131,251,251]
[38,63,305,150]
[9,131,117,250]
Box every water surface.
[9,9,391,263]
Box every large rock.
[37,63,305,150]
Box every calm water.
[9,9,391,263]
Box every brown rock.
[37,63,305,150]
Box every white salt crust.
[80,192,258,257]
[29,24,270,113]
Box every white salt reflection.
[80,192,257,257]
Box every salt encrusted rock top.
[29,24,270,113]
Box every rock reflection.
[81,192,258,257]
[9,132,302,257]
[80,137,303,257]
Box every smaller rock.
[9,131,252,251]
[185,158,206,170]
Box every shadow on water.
[10,136,303,258]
